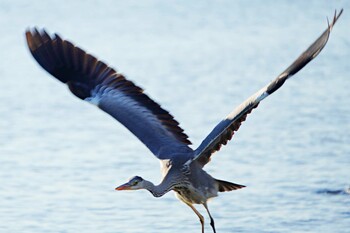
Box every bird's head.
[115,176,145,191]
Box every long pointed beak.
[115,182,131,191]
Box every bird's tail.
[215,179,245,192]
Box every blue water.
[1,1,349,232]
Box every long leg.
[186,203,205,233]
[203,203,216,233]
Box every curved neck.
[143,180,173,198]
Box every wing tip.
[25,28,34,51]
[327,9,343,32]
[25,27,54,52]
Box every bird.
[26,9,342,233]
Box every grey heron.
[26,10,342,233]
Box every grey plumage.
[26,9,342,233]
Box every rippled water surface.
[1,1,349,232]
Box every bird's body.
[175,163,216,204]
[174,160,243,203]
[167,160,221,204]
[26,9,342,233]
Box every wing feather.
[193,9,343,166]
[26,28,192,159]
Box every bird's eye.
[132,180,139,186]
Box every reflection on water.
[1,1,350,233]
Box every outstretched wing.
[26,28,193,159]
[193,9,343,166]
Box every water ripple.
[315,188,350,196]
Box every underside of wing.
[26,28,193,159]
[193,9,343,166]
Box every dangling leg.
[203,203,216,233]
[186,203,205,233]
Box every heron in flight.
[26,10,342,233]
